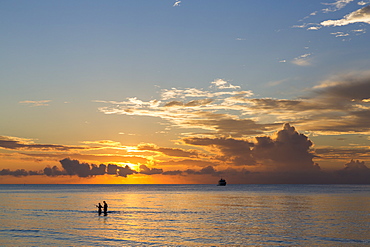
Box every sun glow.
[115,162,140,172]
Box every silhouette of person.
[103,201,108,215]
[96,203,103,215]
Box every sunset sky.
[1,0,370,184]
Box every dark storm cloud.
[0,136,87,151]
[253,123,320,171]
[183,123,320,172]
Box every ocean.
[0,184,369,246]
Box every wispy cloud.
[19,100,51,107]
[0,136,87,151]
[292,53,312,66]
[322,0,355,13]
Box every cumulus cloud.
[60,158,95,177]
[253,123,320,172]
[184,123,319,172]
[334,159,370,183]
[43,166,65,176]
[58,158,136,177]
[321,5,370,26]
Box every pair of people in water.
[96,201,108,215]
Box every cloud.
[43,166,65,176]
[0,136,87,151]
[331,31,350,37]
[321,5,370,26]
[173,1,181,7]
[139,165,163,175]
[60,158,94,177]
[1,126,369,183]
[117,165,137,177]
[184,137,255,166]
[96,80,258,137]
[210,79,241,90]
[19,100,51,107]
[95,72,370,137]
[183,123,320,172]
[0,168,42,177]
[185,166,218,175]
[292,53,312,66]
[321,0,355,13]
[59,158,137,177]
[307,26,322,30]
[253,123,320,172]
[313,72,370,100]
[164,99,213,108]
[160,158,219,168]
[334,159,370,183]
[138,144,199,158]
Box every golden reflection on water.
[0,185,369,246]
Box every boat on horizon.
[217,178,226,186]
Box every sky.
[1,0,370,184]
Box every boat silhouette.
[217,178,226,186]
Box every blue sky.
[1,0,370,183]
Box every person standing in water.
[96,203,103,215]
[103,201,108,215]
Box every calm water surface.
[0,184,369,246]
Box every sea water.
[0,184,369,246]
